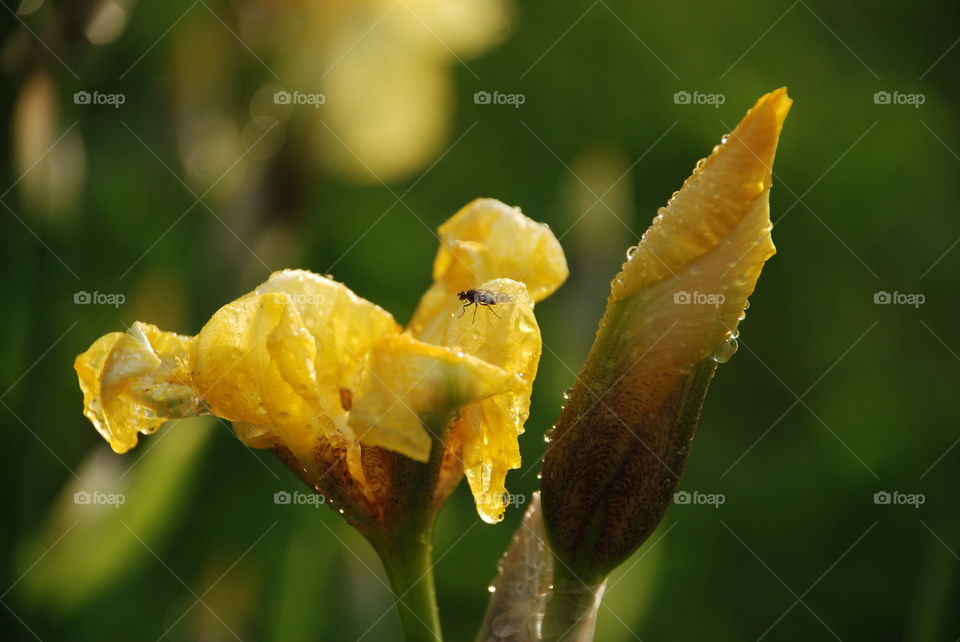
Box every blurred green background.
[2,0,959,640]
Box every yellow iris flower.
[75,198,567,524]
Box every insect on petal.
[408,199,568,340]
[438,278,541,523]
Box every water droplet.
[488,585,496,593]
[626,245,638,259]
[711,336,739,364]
[721,134,730,144]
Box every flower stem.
[381,534,442,642]
[540,565,606,642]
[372,411,453,642]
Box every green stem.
[371,411,453,642]
[380,534,442,642]
[540,565,606,642]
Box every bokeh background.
[2,0,959,640]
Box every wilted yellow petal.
[436,199,568,298]
[192,291,329,462]
[348,334,522,463]
[409,198,568,339]
[75,322,200,454]
[432,278,541,523]
[230,421,280,449]
[192,271,403,460]
[255,269,401,388]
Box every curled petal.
[409,198,568,339]
[192,272,402,459]
[74,322,200,454]
[436,199,568,300]
[255,269,401,387]
[192,292,331,462]
[347,334,523,463]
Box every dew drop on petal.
[711,336,739,364]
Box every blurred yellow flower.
[167,0,513,191]
[76,198,567,524]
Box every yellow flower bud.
[541,88,792,581]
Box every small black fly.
[456,289,509,323]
